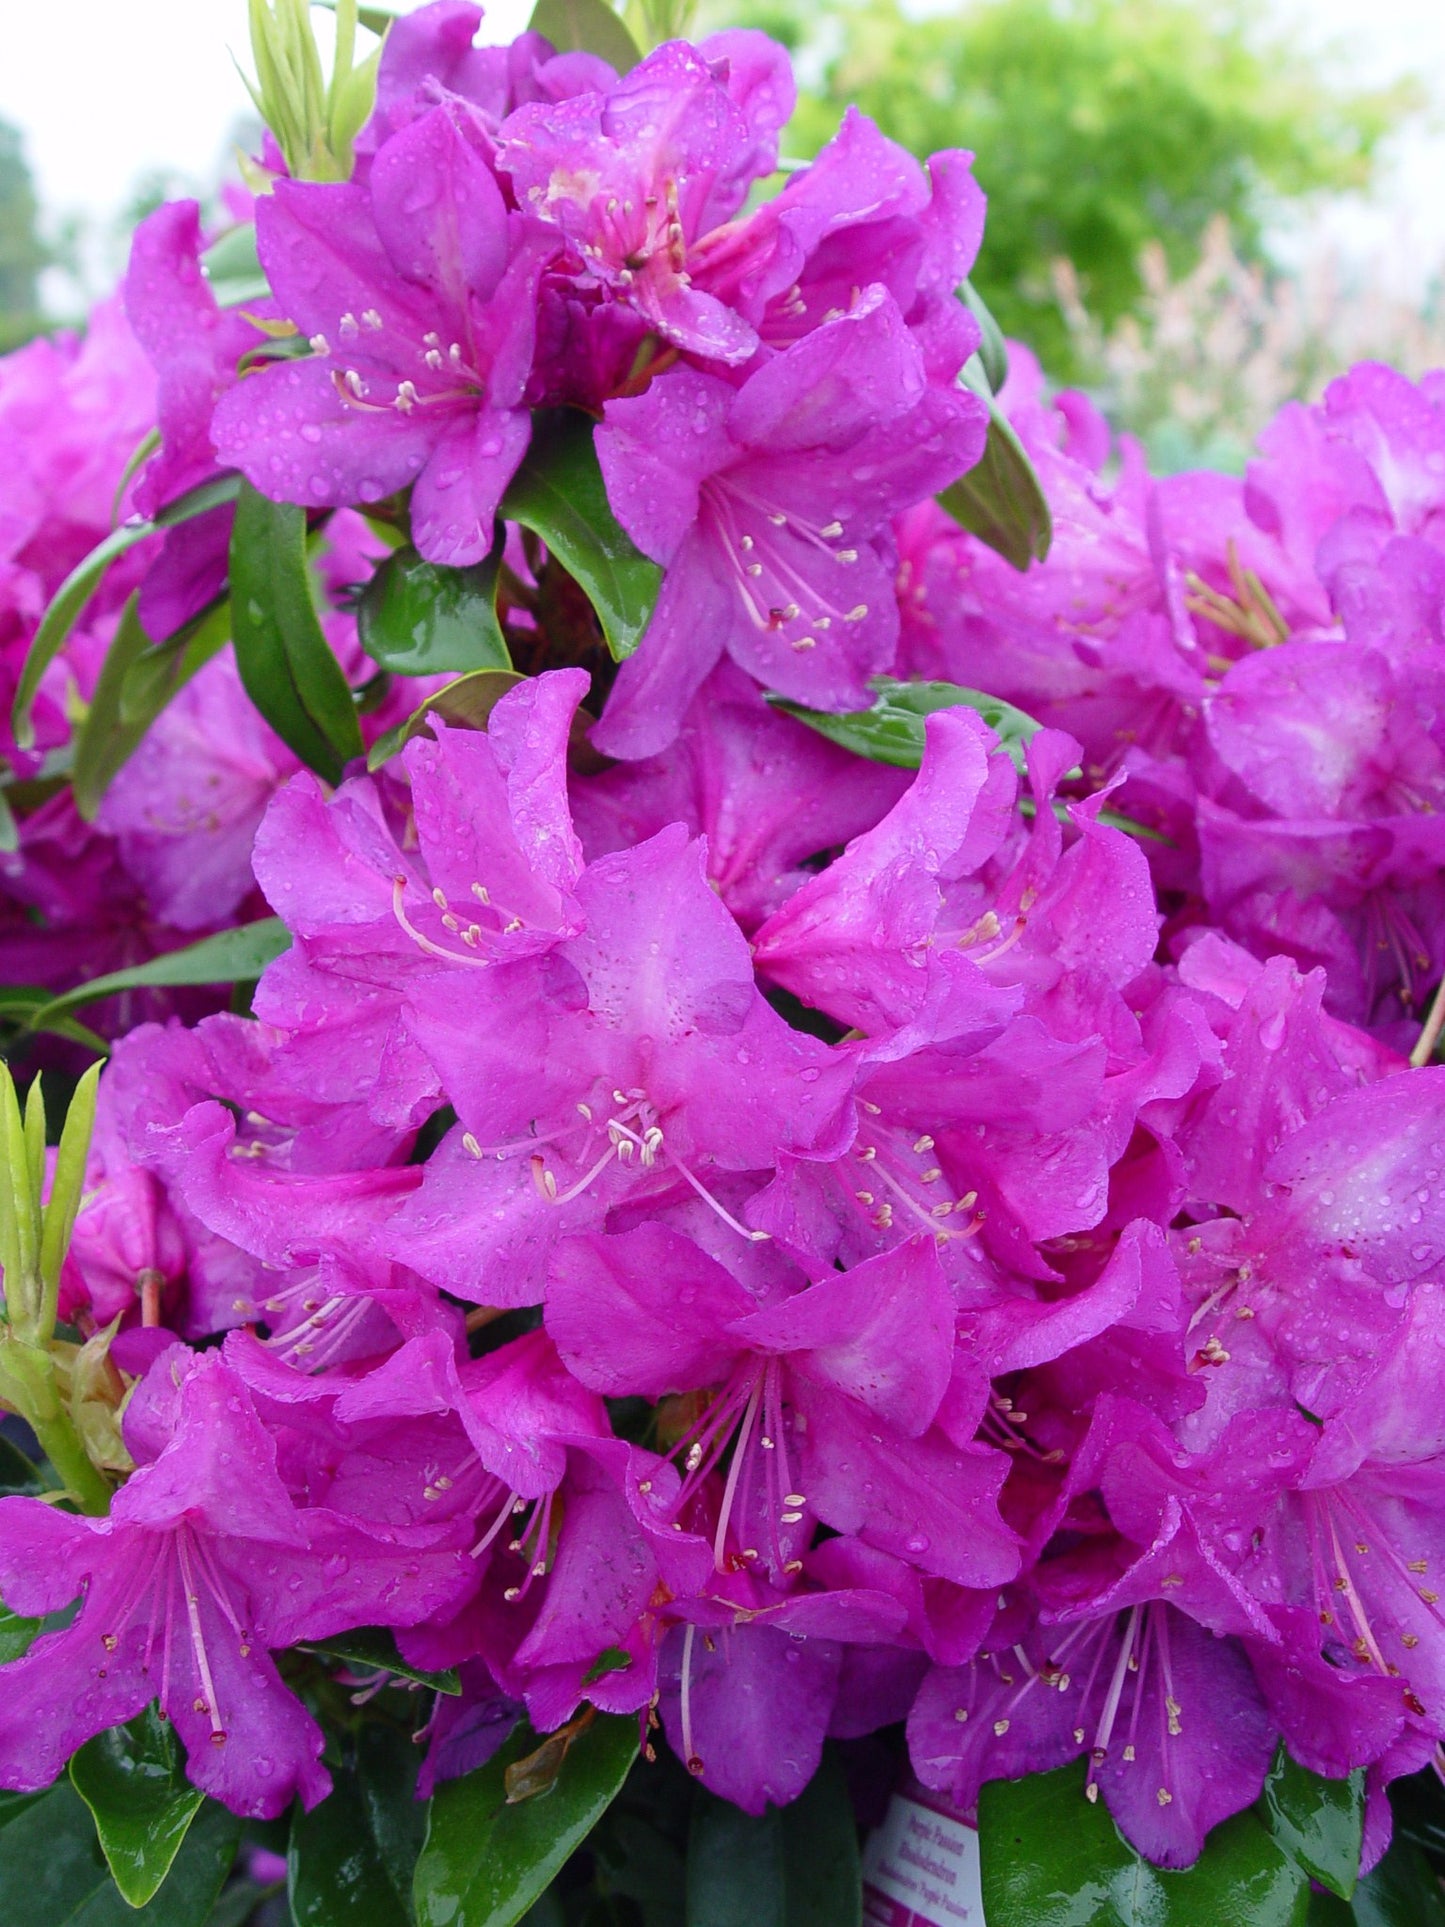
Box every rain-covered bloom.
[2,12,1445,1898]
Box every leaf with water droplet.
[979,1762,1307,1927]
[358,539,512,677]
[69,1709,206,1908]
[230,482,364,783]
[501,410,662,662]
[413,1711,637,1927]
[301,1623,462,1693]
[1259,1747,1363,1901]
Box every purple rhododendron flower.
[214,101,554,564]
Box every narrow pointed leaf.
[413,1713,638,1927]
[71,597,234,820]
[39,1059,103,1316]
[70,1710,207,1908]
[230,482,364,782]
[0,1602,41,1664]
[937,360,1052,572]
[501,410,662,662]
[11,522,155,748]
[358,542,512,676]
[28,919,291,1028]
[529,0,641,69]
[960,279,1009,395]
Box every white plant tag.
[862,1791,987,1926]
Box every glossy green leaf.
[0,1776,240,1927]
[1348,1830,1445,1927]
[960,279,1009,395]
[358,543,512,677]
[1261,1750,1364,1900]
[289,1743,419,1927]
[501,410,662,662]
[11,522,155,748]
[230,482,364,782]
[302,1624,462,1693]
[366,668,525,770]
[769,676,1045,772]
[686,1748,861,1927]
[529,0,641,69]
[979,1764,1308,1927]
[201,223,270,309]
[937,359,1052,572]
[70,1709,206,1907]
[28,918,291,1029]
[0,1601,41,1663]
[413,1712,638,1927]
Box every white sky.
[1,0,1442,307]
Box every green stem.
[0,1338,110,1515]
[29,1410,111,1517]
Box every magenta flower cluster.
[0,2,1441,1886]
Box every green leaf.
[69,597,154,819]
[1261,1749,1363,1900]
[289,1746,418,1927]
[11,522,155,748]
[769,676,1045,772]
[413,1712,638,1927]
[960,279,1009,395]
[686,1748,861,1927]
[0,1776,239,1927]
[153,475,242,530]
[358,543,513,677]
[201,224,270,309]
[528,0,641,69]
[937,360,1052,572]
[366,668,525,770]
[70,1709,206,1907]
[978,1763,1308,1927]
[0,1600,41,1663]
[1348,1831,1445,1927]
[230,483,364,783]
[302,1625,463,1694]
[27,919,291,1029]
[70,598,234,821]
[500,410,662,662]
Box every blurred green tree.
[0,118,46,351]
[719,0,1417,375]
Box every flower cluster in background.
[0,4,1440,1921]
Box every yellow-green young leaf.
[21,1077,45,1221]
[413,1713,637,1927]
[39,1060,103,1326]
[0,1065,37,1320]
